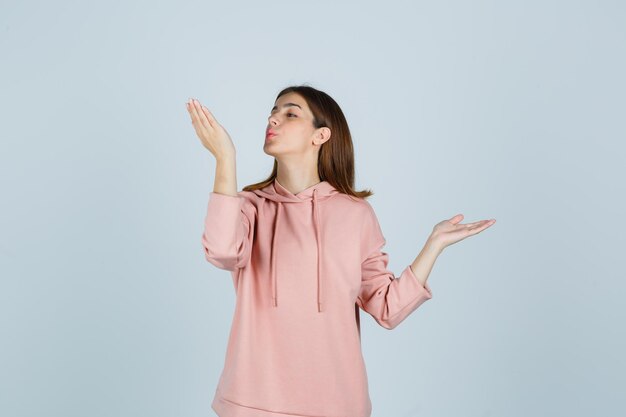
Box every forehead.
[272,93,309,113]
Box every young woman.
[186,85,495,417]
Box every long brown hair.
[242,84,374,199]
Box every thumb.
[448,214,464,224]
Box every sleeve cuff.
[405,264,433,297]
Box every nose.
[267,114,279,126]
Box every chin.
[263,144,277,157]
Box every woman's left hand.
[429,214,496,252]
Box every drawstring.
[269,188,324,313]
[313,188,323,312]
[271,201,282,307]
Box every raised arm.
[358,204,497,330]
[356,203,434,330]
[358,240,434,330]
[201,188,255,271]
[187,97,255,271]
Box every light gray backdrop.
[1,0,624,416]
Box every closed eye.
[269,111,298,118]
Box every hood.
[251,178,340,313]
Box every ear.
[313,127,332,146]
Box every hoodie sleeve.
[356,203,433,330]
[201,191,256,271]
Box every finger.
[189,99,212,131]
[467,220,495,234]
[187,98,200,122]
[197,101,219,130]
[468,219,491,228]
[472,219,496,227]
[448,214,464,225]
[200,105,219,128]
[186,101,199,126]
[463,219,489,228]
[464,218,496,228]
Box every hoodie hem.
[212,393,369,417]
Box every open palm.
[431,214,496,250]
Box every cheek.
[280,135,309,151]
[294,130,315,148]
[285,127,311,142]
[276,126,315,149]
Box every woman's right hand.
[186,98,236,159]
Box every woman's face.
[264,92,324,157]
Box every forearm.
[409,237,443,287]
[213,153,238,196]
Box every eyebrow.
[271,102,302,112]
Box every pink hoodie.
[202,178,433,417]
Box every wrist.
[425,236,444,255]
